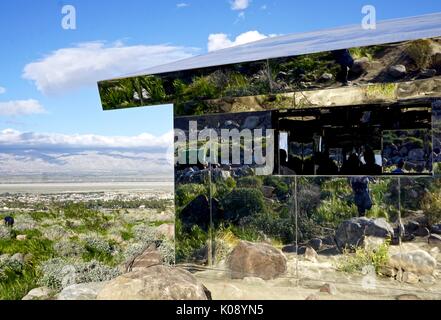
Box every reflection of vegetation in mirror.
[382,129,432,174]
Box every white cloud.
[0,128,173,150]
[231,0,250,11]
[176,3,189,8]
[0,87,5,94]
[0,99,46,116]
[23,41,197,95]
[208,30,269,52]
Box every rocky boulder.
[351,57,370,75]
[97,265,211,300]
[335,217,394,250]
[389,65,407,78]
[127,245,163,272]
[22,287,53,300]
[227,241,287,280]
[156,223,174,240]
[428,234,441,248]
[57,282,107,300]
[431,224,441,235]
[388,250,437,275]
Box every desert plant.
[53,240,85,258]
[175,183,208,208]
[139,75,167,102]
[222,188,266,222]
[406,39,433,69]
[237,176,263,189]
[0,225,12,240]
[263,176,290,199]
[158,239,175,265]
[39,258,120,291]
[422,190,441,225]
[337,241,390,274]
[175,220,208,263]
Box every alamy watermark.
[173,121,275,176]
[362,5,376,30]
[61,5,77,30]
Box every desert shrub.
[175,221,208,262]
[42,225,71,240]
[132,224,158,243]
[186,76,220,100]
[406,39,433,69]
[244,211,295,244]
[13,214,37,232]
[0,226,12,240]
[158,239,175,265]
[54,240,85,258]
[237,176,263,189]
[212,178,236,200]
[263,176,290,198]
[123,242,146,263]
[39,258,120,291]
[297,183,321,217]
[222,188,266,222]
[83,236,113,255]
[422,190,441,225]
[0,238,54,262]
[139,76,166,102]
[0,255,24,276]
[175,184,207,208]
[337,241,390,274]
[0,264,39,300]
[314,195,357,227]
[82,236,117,263]
[61,203,111,233]
[0,238,55,300]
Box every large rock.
[22,287,53,300]
[431,224,441,235]
[128,245,163,272]
[308,238,323,251]
[428,234,441,248]
[227,241,287,280]
[389,65,407,78]
[389,250,437,275]
[156,223,174,240]
[352,57,370,75]
[335,217,394,250]
[57,282,107,300]
[97,265,211,300]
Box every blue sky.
[0,0,440,177]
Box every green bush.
[82,236,116,263]
[222,188,266,222]
[246,211,295,244]
[337,241,390,274]
[406,39,433,69]
[212,178,236,200]
[39,258,120,291]
[175,220,208,263]
[175,184,207,208]
[422,189,441,225]
[263,176,289,198]
[237,176,263,189]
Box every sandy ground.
[193,240,441,300]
